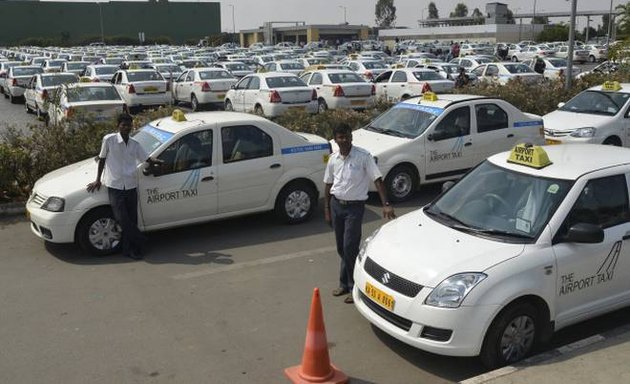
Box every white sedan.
[262,60,305,75]
[112,69,171,112]
[224,72,317,117]
[522,57,580,80]
[470,62,543,85]
[81,65,119,82]
[373,68,454,102]
[172,68,237,111]
[299,69,375,112]
[27,110,330,255]
[46,82,126,126]
[4,65,44,103]
[24,72,79,118]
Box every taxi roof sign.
[507,143,552,169]
[421,92,438,102]
[602,81,622,91]
[172,109,187,122]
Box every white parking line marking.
[171,246,337,280]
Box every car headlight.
[357,227,381,263]
[41,197,65,212]
[570,127,596,137]
[425,273,487,308]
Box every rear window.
[49,60,66,67]
[363,61,387,69]
[279,63,305,70]
[199,70,234,80]
[265,76,307,88]
[42,74,78,87]
[156,65,181,73]
[95,66,117,75]
[328,72,364,83]
[66,63,87,70]
[66,86,121,102]
[127,71,164,82]
[226,63,249,71]
[13,67,43,76]
[412,71,443,81]
[503,64,535,74]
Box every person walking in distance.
[86,113,159,260]
[324,123,396,304]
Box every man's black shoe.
[125,251,143,260]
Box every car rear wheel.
[603,136,622,146]
[254,104,264,116]
[385,165,417,202]
[511,56,518,62]
[480,302,539,369]
[25,101,32,114]
[275,181,316,224]
[9,93,16,104]
[76,207,122,256]
[191,94,199,112]
[318,98,328,113]
[225,99,233,111]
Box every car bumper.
[26,203,83,243]
[124,93,171,107]
[265,101,317,117]
[544,135,601,145]
[327,96,374,110]
[196,91,228,105]
[7,86,25,97]
[352,261,498,357]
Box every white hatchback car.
[224,72,317,117]
[172,68,237,111]
[544,82,630,147]
[299,69,375,112]
[345,93,544,201]
[27,110,330,255]
[354,143,630,368]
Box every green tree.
[616,2,630,36]
[428,2,439,19]
[450,3,468,18]
[506,8,515,24]
[472,8,484,23]
[537,24,569,42]
[532,16,549,25]
[375,0,397,28]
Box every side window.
[562,175,630,230]
[247,77,260,90]
[433,106,471,140]
[475,103,509,133]
[222,125,273,163]
[310,73,323,85]
[235,77,251,90]
[486,65,499,76]
[348,62,359,71]
[374,71,392,83]
[176,72,187,82]
[461,60,471,68]
[185,72,194,82]
[391,71,407,83]
[299,73,311,83]
[157,130,213,174]
[472,65,486,76]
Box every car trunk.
[69,100,126,121]
[133,80,167,95]
[276,87,312,104]
[338,83,373,97]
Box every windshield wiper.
[424,207,470,228]
[460,227,534,239]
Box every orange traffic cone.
[285,288,349,384]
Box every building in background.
[239,23,370,47]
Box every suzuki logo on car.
[381,272,391,284]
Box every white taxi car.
[354,143,630,368]
[346,92,544,201]
[544,82,630,147]
[224,72,317,117]
[373,68,454,102]
[299,69,375,112]
[4,65,44,103]
[470,63,543,85]
[172,68,237,111]
[26,110,330,255]
[24,72,79,118]
[45,82,126,126]
[81,65,119,83]
[112,69,171,112]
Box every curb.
[460,324,630,384]
[0,201,26,217]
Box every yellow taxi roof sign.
[79,77,91,82]
[172,109,187,122]
[602,81,622,91]
[507,143,552,169]
[421,92,438,102]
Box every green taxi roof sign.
[507,143,552,169]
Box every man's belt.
[333,196,365,205]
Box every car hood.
[333,127,411,155]
[543,109,611,131]
[34,157,99,196]
[365,209,524,287]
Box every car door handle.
[464,142,472,147]
[507,133,514,138]
[270,163,281,169]
[201,176,214,182]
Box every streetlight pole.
[606,0,614,48]
[227,4,235,44]
[338,5,347,24]
[531,0,537,40]
[566,0,577,90]
[97,1,104,43]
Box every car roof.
[488,144,630,180]
[150,112,271,134]
[400,94,486,109]
[67,82,115,88]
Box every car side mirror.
[427,131,447,141]
[562,223,604,244]
[230,85,235,89]
[557,102,565,108]
[143,162,163,177]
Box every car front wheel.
[275,182,316,224]
[225,99,233,111]
[385,165,417,202]
[76,207,122,256]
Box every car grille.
[359,291,412,331]
[30,192,46,207]
[364,257,423,297]
[544,128,572,137]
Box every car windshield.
[412,71,443,81]
[328,72,364,83]
[226,63,249,71]
[425,161,572,243]
[49,60,66,67]
[366,103,442,139]
[363,61,387,69]
[66,63,87,70]
[265,76,306,88]
[133,124,174,155]
[503,64,535,74]
[95,66,117,75]
[13,67,43,76]
[66,86,121,102]
[199,70,234,80]
[279,63,305,70]
[127,71,163,82]
[42,74,77,87]
[559,90,630,116]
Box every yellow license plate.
[144,86,158,93]
[217,94,225,100]
[351,100,366,106]
[365,282,395,311]
[545,139,561,145]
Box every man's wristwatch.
[384,202,391,206]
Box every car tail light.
[371,84,376,96]
[269,90,281,103]
[12,78,17,86]
[421,82,432,93]
[128,84,136,94]
[599,50,605,54]
[93,78,100,82]
[311,89,317,101]
[333,85,345,97]
[166,81,171,91]
[42,89,48,100]
[201,81,211,92]
[364,71,373,80]
[65,107,74,118]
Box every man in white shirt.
[86,113,155,259]
[324,123,396,304]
